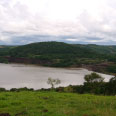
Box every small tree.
[47,77,61,89]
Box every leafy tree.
[47,78,61,89]
[84,72,104,83]
[107,76,116,95]
[84,73,105,94]
[107,65,116,73]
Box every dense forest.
[0,41,116,74]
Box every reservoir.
[0,63,113,89]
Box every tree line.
[55,73,116,95]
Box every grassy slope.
[0,91,116,116]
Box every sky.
[0,0,116,45]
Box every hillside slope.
[8,41,108,67]
[0,91,115,116]
[9,41,96,58]
[74,44,116,55]
[9,42,116,58]
[0,42,115,73]
[1,42,113,68]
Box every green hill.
[0,91,115,116]
[8,41,108,67]
[0,45,13,56]
[9,42,116,59]
[0,42,116,71]
[9,41,96,57]
[74,44,116,55]
[7,41,115,67]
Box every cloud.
[0,0,116,45]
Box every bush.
[0,88,6,92]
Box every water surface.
[0,63,113,89]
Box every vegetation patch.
[0,91,116,116]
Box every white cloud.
[0,0,116,44]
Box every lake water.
[0,63,113,90]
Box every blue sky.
[0,0,116,45]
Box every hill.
[9,42,116,59]
[7,41,109,67]
[0,45,13,56]
[0,41,116,73]
[0,91,115,116]
[74,44,116,55]
[7,42,115,66]
[9,41,96,57]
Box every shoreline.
[1,56,115,75]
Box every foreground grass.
[0,91,116,116]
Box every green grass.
[0,91,116,116]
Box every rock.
[0,113,11,116]
[42,97,49,100]
[43,109,48,113]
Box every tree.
[83,73,105,94]
[107,76,116,95]
[47,78,61,89]
[84,72,104,83]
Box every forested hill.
[0,45,14,56]
[73,44,116,55]
[9,42,116,57]
[0,41,116,73]
[7,41,116,62]
[9,41,98,58]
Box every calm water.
[0,63,113,89]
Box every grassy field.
[0,91,116,116]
